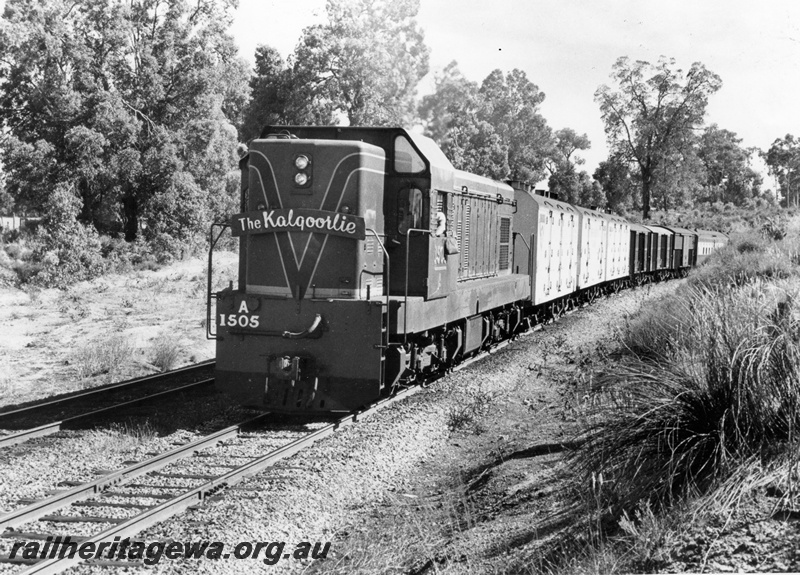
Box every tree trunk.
[123,194,138,242]
[641,167,653,220]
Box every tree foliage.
[0,0,248,252]
[419,62,552,183]
[697,125,761,205]
[239,44,336,142]
[596,57,722,219]
[764,134,800,208]
[594,153,639,213]
[547,128,593,205]
[290,0,429,126]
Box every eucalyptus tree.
[419,62,508,179]
[546,128,591,204]
[698,125,761,205]
[290,0,429,126]
[596,57,721,219]
[419,63,553,183]
[594,154,639,213]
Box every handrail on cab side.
[206,222,231,340]
[403,228,433,344]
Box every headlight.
[295,155,310,170]
[294,172,309,186]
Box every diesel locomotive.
[207,126,726,414]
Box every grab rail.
[403,228,432,344]
[206,222,230,339]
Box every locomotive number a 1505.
[218,314,260,328]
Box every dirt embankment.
[0,253,238,408]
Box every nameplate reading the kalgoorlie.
[230,209,366,240]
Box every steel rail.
[12,386,423,575]
[0,379,215,449]
[0,413,272,532]
[0,360,216,421]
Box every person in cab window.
[434,211,447,236]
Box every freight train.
[207,126,727,414]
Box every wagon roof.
[642,224,673,235]
[664,226,696,235]
[695,229,728,239]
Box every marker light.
[294,172,309,186]
[295,155,310,170]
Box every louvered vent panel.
[499,246,509,270]
[498,217,511,270]
[461,204,471,275]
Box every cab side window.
[398,188,425,235]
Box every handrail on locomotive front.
[365,228,391,319]
[206,222,231,340]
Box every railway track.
[0,362,216,449]
[0,385,422,574]
[0,295,610,573]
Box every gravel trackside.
[59,280,682,575]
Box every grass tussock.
[84,421,157,453]
[445,381,498,433]
[577,278,800,514]
[73,333,136,380]
[150,331,183,372]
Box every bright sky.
[230,0,800,184]
[1,0,796,182]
